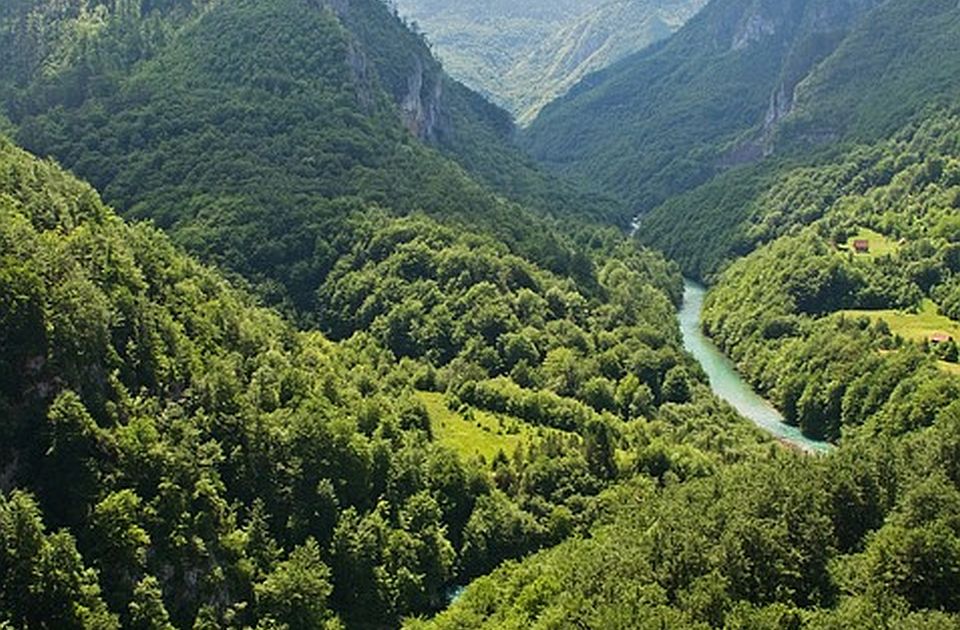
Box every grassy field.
[939,361,960,376]
[839,300,960,374]
[839,299,959,343]
[417,391,554,462]
[840,227,901,259]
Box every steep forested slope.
[523,0,960,230]
[393,0,597,113]
[0,132,775,628]
[413,422,960,629]
[394,0,705,124]
[7,1,960,628]
[410,113,960,624]
[0,0,625,318]
[399,4,960,627]
[775,0,960,148]
[698,111,960,437]
[410,114,960,626]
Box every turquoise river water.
[679,279,832,454]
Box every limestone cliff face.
[398,53,445,141]
[761,0,883,138]
[711,0,883,156]
[320,0,448,141]
[731,8,780,51]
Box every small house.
[930,332,953,345]
[853,239,870,254]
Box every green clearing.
[417,391,551,462]
[839,299,959,344]
[939,361,960,376]
[839,300,960,374]
[842,227,902,259]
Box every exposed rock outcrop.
[398,53,445,141]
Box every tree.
[89,490,150,610]
[42,390,113,527]
[661,367,691,404]
[245,499,282,576]
[581,376,617,413]
[584,420,618,480]
[0,491,118,629]
[616,374,654,419]
[542,347,582,397]
[127,576,175,630]
[256,538,335,629]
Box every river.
[679,279,832,454]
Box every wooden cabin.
[930,332,953,345]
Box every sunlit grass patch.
[840,227,902,259]
[417,391,544,462]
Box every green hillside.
[523,0,898,219]
[0,0,626,311]
[395,0,706,124]
[409,110,960,625]
[0,130,767,627]
[6,0,960,628]
[777,0,960,148]
[526,0,960,263]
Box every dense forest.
[0,0,626,304]
[0,133,766,628]
[416,114,960,627]
[700,111,960,434]
[524,0,960,228]
[0,1,766,627]
[407,116,960,630]
[4,0,960,628]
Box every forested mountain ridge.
[6,0,960,628]
[0,132,776,628]
[523,0,960,228]
[404,2,960,626]
[699,110,960,437]
[632,0,960,280]
[394,0,706,124]
[409,114,960,629]
[0,0,626,320]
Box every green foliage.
[255,539,337,629]
[8,2,960,629]
[0,0,626,317]
[0,125,717,628]
[414,421,960,628]
[528,0,960,237]
[698,112,960,440]
[0,490,119,629]
[128,576,175,630]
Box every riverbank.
[679,280,832,454]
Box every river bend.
[679,280,832,454]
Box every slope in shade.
[522,0,898,219]
[2,0,611,317]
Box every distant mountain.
[524,0,902,221]
[637,0,960,278]
[394,0,706,124]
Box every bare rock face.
[760,0,884,148]
[399,53,444,141]
[732,10,778,50]
[319,0,447,141]
[345,38,377,113]
[708,0,884,164]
